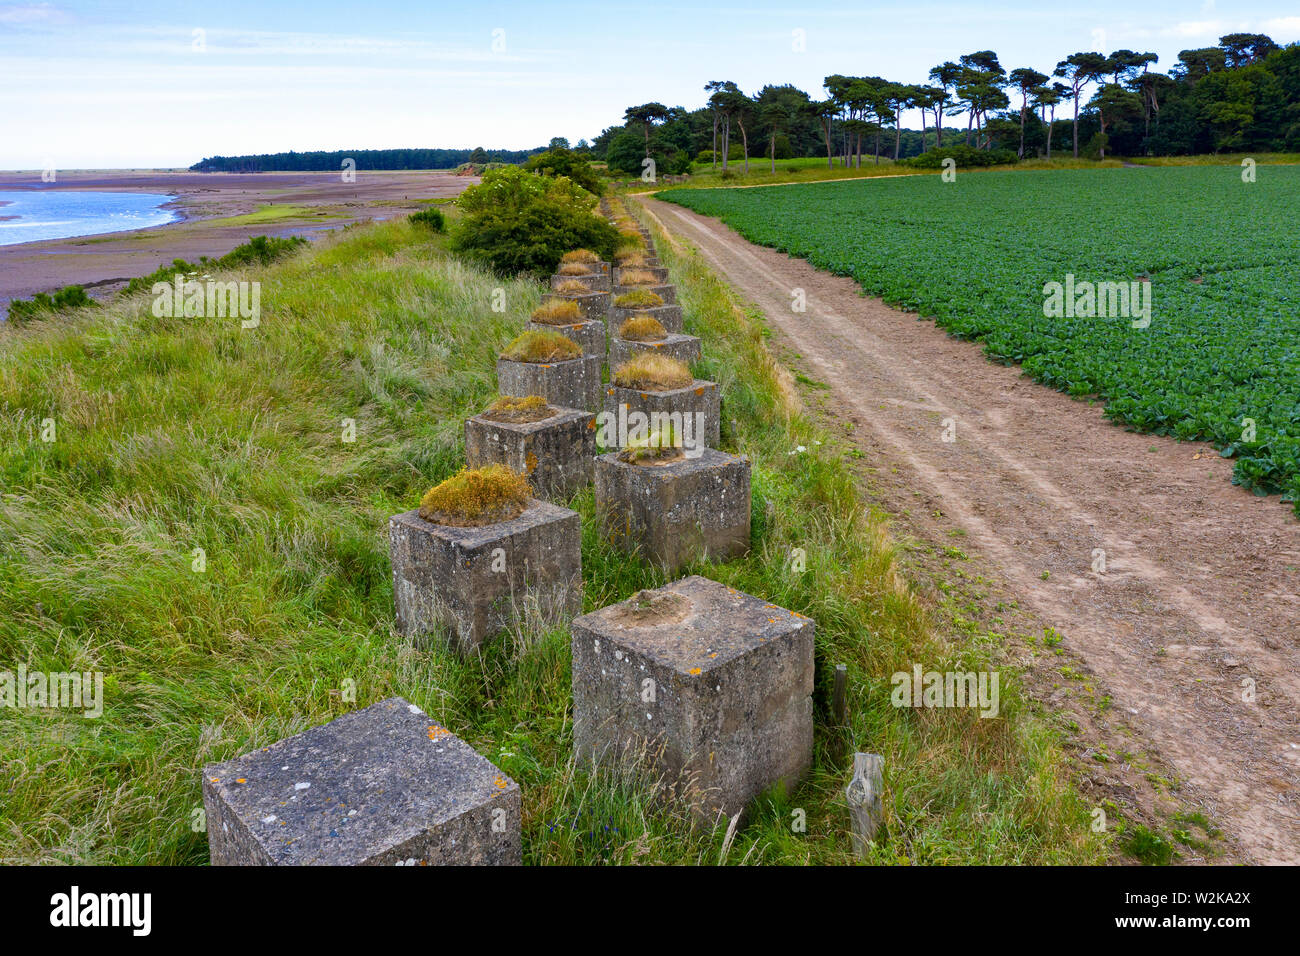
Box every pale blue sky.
[2,0,1297,168]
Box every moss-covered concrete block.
[610,332,701,370]
[571,576,813,821]
[542,290,610,323]
[498,354,602,412]
[613,282,675,304]
[202,697,521,865]
[389,501,581,653]
[465,405,596,502]
[609,303,684,333]
[593,448,749,572]
[602,379,720,450]
[550,271,611,293]
[526,319,605,359]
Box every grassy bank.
[0,213,1102,864]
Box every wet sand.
[0,170,475,308]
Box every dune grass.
[0,212,1104,865]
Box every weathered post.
[845,752,884,857]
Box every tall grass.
[0,213,1103,864]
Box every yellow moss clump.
[501,329,582,363]
[531,299,583,325]
[418,464,532,527]
[483,394,553,423]
[561,249,600,264]
[554,280,592,295]
[557,262,592,276]
[618,269,658,286]
[613,353,693,391]
[619,314,668,342]
[613,290,663,309]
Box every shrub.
[451,166,619,276]
[613,290,664,309]
[418,465,532,527]
[500,329,581,363]
[522,146,604,195]
[557,262,591,276]
[120,235,307,298]
[613,353,692,390]
[619,314,668,341]
[483,394,554,423]
[409,207,446,231]
[903,144,1018,169]
[618,269,658,286]
[531,300,583,325]
[5,284,94,324]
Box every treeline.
[584,33,1300,172]
[189,146,543,173]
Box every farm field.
[662,167,1300,514]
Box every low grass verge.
[0,210,1104,864]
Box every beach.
[0,169,475,308]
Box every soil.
[642,195,1300,865]
[0,169,473,308]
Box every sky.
[2,0,1299,169]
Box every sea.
[0,189,179,246]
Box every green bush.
[903,144,1018,169]
[5,285,94,324]
[409,207,446,231]
[522,147,603,195]
[121,235,307,298]
[451,166,619,276]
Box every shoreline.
[0,169,474,311]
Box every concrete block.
[609,303,684,334]
[526,318,606,359]
[390,500,581,652]
[571,576,813,821]
[602,379,720,450]
[465,405,596,502]
[542,290,610,323]
[613,283,675,305]
[593,448,750,572]
[203,697,521,865]
[610,332,701,370]
[498,354,602,412]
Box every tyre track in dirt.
[643,195,1300,864]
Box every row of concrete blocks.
[204,575,813,865]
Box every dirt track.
[643,196,1300,864]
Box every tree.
[1009,67,1049,156]
[756,84,811,172]
[1055,51,1109,156]
[1219,33,1279,68]
[809,97,839,167]
[1031,83,1065,158]
[623,102,671,154]
[708,82,743,171]
[704,80,728,170]
[911,85,944,151]
[522,146,603,194]
[1089,83,1142,158]
[927,61,964,146]
[1174,47,1228,81]
[548,136,570,149]
[957,51,1007,147]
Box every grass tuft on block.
[531,300,584,326]
[619,314,668,342]
[501,329,582,363]
[613,353,693,391]
[418,464,532,527]
[557,262,592,276]
[483,394,554,423]
[618,268,658,286]
[613,289,663,309]
[560,249,600,264]
[554,279,592,295]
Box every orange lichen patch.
[560,248,600,264]
[619,313,668,342]
[531,299,584,325]
[524,450,538,474]
[418,464,532,527]
[618,268,658,286]
[427,724,452,741]
[613,353,692,391]
[688,667,702,675]
[236,778,247,784]
[694,386,706,396]
[613,289,663,309]
[554,279,592,295]
[500,329,581,363]
[494,775,508,789]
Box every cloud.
[0,2,69,25]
